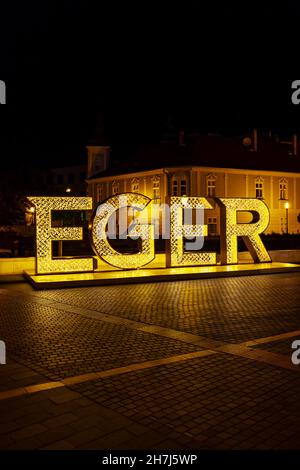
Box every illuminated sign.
[91,193,155,269]
[28,194,271,274]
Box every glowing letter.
[167,196,216,267]
[91,193,154,269]
[28,197,94,274]
[217,198,271,264]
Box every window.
[152,176,160,199]
[80,172,86,182]
[57,175,64,184]
[172,176,187,196]
[172,179,178,196]
[255,177,264,198]
[131,178,139,193]
[208,217,217,235]
[68,173,75,184]
[279,179,288,200]
[112,181,119,195]
[180,179,187,196]
[96,184,103,202]
[206,175,216,197]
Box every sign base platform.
[24,262,300,290]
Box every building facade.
[86,133,300,235]
[43,165,87,196]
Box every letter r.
[216,198,271,264]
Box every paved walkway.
[0,273,300,449]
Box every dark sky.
[1,1,300,169]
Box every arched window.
[112,181,119,195]
[279,178,288,200]
[206,174,216,197]
[131,178,139,193]
[255,177,264,199]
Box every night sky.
[1,1,300,170]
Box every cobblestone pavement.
[0,273,300,449]
[253,338,296,356]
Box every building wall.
[88,167,300,235]
[45,165,87,196]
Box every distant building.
[87,130,300,235]
[44,164,87,196]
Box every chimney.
[252,128,258,152]
[293,134,298,156]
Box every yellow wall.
[89,167,300,234]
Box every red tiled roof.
[88,134,300,179]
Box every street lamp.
[285,202,289,234]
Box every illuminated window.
[112,181,119,195]
[279,178,288,200]
[152,176,160,199]
[208,216,217,235]
[255,177,264,199]
[96,184,103,202]
[131,178,139,193]
[206,175,216,197]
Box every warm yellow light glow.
[27,194,272,276]
[91,193,155,269]
[167,196,216,267]
[26,262,299,289]
[217,198,271,264]
[285,202,289,209]
[66,188,71,193]
[28,197,94,274]
[181,196,188,206]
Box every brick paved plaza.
[0,273,300,450]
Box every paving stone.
[23,273,300,342]
[8,436,42,450]
[43,413,77,429]
[11,423,47,441]
[41,439,75,450]
[49,391,81,404]
[68,427,107,448]
[37,424,75,446]
[1,274,300,450]
[0,294,201,381]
